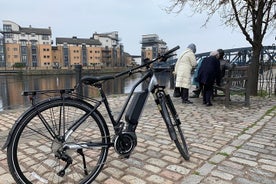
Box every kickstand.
[77,149,88,175]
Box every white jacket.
[174,48,197,89]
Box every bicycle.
[2,45,189,184]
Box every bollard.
[170,64,175,89]
[75,64,83,98]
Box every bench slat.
[214,65,250,107]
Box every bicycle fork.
[153,90,180,141]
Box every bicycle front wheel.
[159,94,190,160]
[7,97,110,184]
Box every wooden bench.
[213,65,250,107]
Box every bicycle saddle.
[81,75,115,85]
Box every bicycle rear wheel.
[7,97,110,184]
[159,93,190,160]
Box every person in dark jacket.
[198,51,221,106]
[217,49,232,84]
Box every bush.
[13,63,26,68]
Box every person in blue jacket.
[190,57,204,98]
[197,51,221,106]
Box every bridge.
[195,45,276,65]
[153,45,276,70]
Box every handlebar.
[160,45,180,58]
[115,45,180,78]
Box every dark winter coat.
[198,56,221,86]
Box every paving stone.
[234,177,261,184]
[220,146,237,155]
[180,175,204,184]
[166,164,190,175]
[211,169,234,180]
[201,176,232,184]
[196,162,216,176]
[236,148,259,156]
[146,174,173,184]
[209,154,226,164]
[247,170,276,184]
[248,167,275,178]
[143,164,162,173]
[233,152,257,161]
[121,175,147,184]
[160,169,183,181]
[221,160,245,170]
[104,177,124,184]
[217,165,244,177]
[259,158,276,166]
[229,157,258,167]
[261,164,276,173]
[0,94,276,183]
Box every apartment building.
[55,36,102,68]
[0,20,127,69]
[56,32,125,68]
[0,20,52,68]
[93,32,125,67]
[141,34,168,61]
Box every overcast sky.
[1,0,275,55]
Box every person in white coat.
[174,43,197,104]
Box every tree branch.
[231,0,254,45]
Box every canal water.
[0,71,172,111]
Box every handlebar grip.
[164,45,180,56]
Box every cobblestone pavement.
[0,92,276,184]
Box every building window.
[42,35,49,40]
[5,33,13,38]
[21,41,27,46]
[3,24,12,32]
[31,41,37,45]
[22,55,27,63]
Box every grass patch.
[235,145,242,149]
[218,152,229,157]
[208,161,217,165]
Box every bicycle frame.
[2,46,179,150]
[99,69,155,134]
[2,45,192,184]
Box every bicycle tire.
[7,97,110,184]
[159,94,190,160]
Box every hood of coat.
[187,43,196,53]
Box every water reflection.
[0,71,172,111]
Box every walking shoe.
[206,103,213,106]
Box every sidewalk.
[0,92,276,184]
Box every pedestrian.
[198,50,221,106]
[174,43,197,104]
[190,57,204,98]
[217,49,231,83]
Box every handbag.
[173,87,181,97]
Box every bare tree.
[167,0,276,95]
